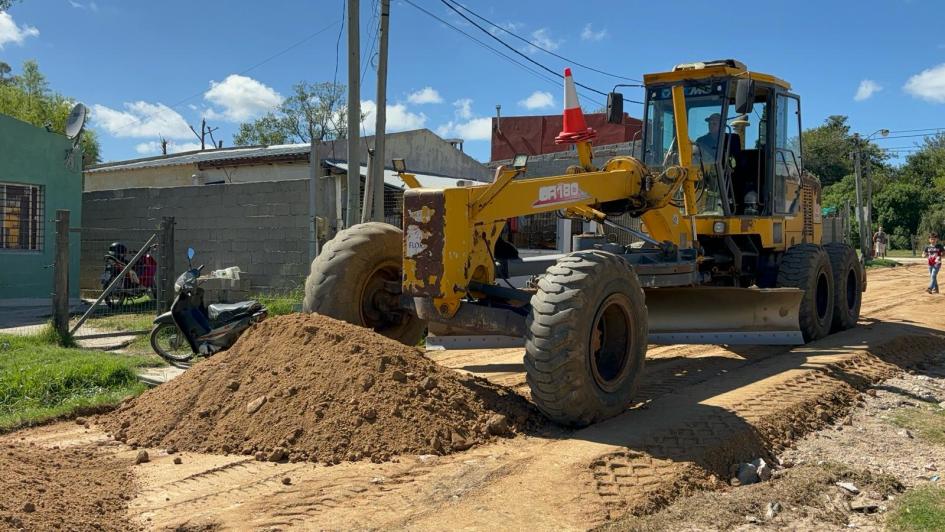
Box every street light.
[852,129,889,260]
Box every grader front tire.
[303,222,425,345]
[777,244,834,342]
[524,251,648,427]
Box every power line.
[886,127,945,134]
[436,0,615,99]
[874,132,945,140]
[333,0,346,88]
[442,0,641,83]
[106,18,342,136]
[360,0,381,84]
[403,0,607,107]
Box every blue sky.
[1,0,944,165]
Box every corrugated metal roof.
[86,144,310,173]
[326,161,474,190]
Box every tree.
[0,59,101,165]
[872,180,926,240]
[0,0,23,10]
[233,82,348,146]
[0,62,11,83]
[802,115,886,187]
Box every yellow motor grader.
[304,59,864,427]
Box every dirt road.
[4,265,943,530]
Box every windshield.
[643,81,726,215]
[174,270,197,291]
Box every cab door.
[772,94,803,215]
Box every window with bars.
[0,183,44,251]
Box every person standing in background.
[873,226,888,259]
[923,233,944,294]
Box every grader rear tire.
[825,242,863,332]
[524,250,648,427]
[777,244,834,342]
[303,222,425,345]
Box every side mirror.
[735,79,755,115]
[606,92,624,124]
[186,247,195,260]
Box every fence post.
[52,209,70,337]
[158,216,175,312]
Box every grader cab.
[304,59,864,427]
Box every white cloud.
[904,63,945,103]
[854,79,882,102]
[360,100,427,135]
[203,74,282,122]
[406,86,443,105]
[437,99,492,140]
[91,101,192,139]
[436,117,492,141]
[135,140,207,155]
[519,90,554,110]
[0,11,39,49]
[68,1,98,10]
[488,21,521,36]
[580,23,607,41]
[524,28,561,54]
[453,98,473,119]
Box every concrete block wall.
[82,179,314,294]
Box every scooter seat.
[208,300,261,321]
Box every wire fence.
[71,223,171,339]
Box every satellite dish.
[65,103,87,140]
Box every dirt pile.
[0,442,138,531]
[101,313,540,464]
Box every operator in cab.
[696,113,724,161]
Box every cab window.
[774,94,802,214]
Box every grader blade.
[644,287,805,345]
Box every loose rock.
[485,414,510,436]
[135,450,149,464]
[836,481,859,494]
[246,396,267,414]
[764,501,781,520]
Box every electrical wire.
[874,132,945,140]
[332,0,346,88]
[885,127,945,134]
[442,0,641,83]
[436,0,620,100]
[403,0,608,107]
[104,18,341,136]
[360,0,380,84]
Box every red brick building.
[490,113,642,162]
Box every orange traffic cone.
[555,67,597,144]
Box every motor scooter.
[149,247,266,366]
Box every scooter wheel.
[150,323,193,364]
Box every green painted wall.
[0,113,82,300]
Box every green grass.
[83,312,155,332]
[889,406,945,445]
[867,258,900,268]
[886,249,923,258]
[887,486,945,531]
[0,330,154,431]
[256,287,303,316]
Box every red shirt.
[926,244,944,266]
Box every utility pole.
[345,0,361,227]
[852,136,870,260]
[309,126,321,262]
[371,0,390,222]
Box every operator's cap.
[706,113,722,122]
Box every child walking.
[923,233,944,294]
